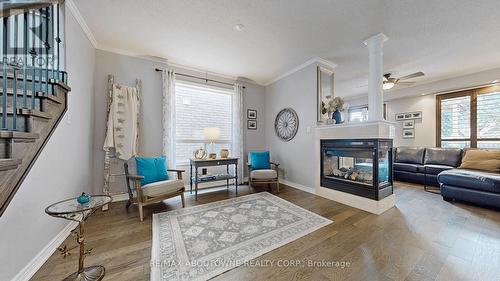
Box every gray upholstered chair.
[124,156,185,221]
[247,151,280,192]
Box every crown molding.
[95,45,246,84]
[264,57,337,86]
[65,0,98,48]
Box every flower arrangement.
[322,96,345,115]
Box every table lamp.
[204,127,220,159]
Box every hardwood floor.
[31,182,500,281]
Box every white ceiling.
[74,0,500,97]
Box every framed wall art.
[247,109,257,119]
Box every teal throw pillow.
[135,156,169,186]
[249,151,271,170]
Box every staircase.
[0,1,69,216]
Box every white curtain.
[232,84,244,183]
[162,69,176,169]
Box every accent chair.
[124,156,185,221]
[247,151,280,192]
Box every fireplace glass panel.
[323,149,374,186]
[378,150,389,186]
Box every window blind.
[477,91,500,148]
[440,96,471,148]
[175,82,233,165]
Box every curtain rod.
[154,68,245,88]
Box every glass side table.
[45,195,112,281]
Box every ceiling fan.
[382,72,425,90]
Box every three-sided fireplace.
[320,138,393,200]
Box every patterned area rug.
[151,192,332,281]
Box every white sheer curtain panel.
[232,84,244,183]
[162,69,177,169]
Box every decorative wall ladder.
[0,0,71,216]
[102,74,142,210]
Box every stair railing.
[1,1,67,131]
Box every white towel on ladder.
[103,84,139,160]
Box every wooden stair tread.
[36,92,64,104]
[48,79,71,92]
[0,158,22,171]
[0,108,52,119]
[0,131,39,139]
[1,88,63,103]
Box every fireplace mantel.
[314,121,397,214]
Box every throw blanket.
[103,84,139,160]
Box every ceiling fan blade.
[398,72,424,80]
[396,81,415,86]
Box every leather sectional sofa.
[393,147,462,187]
[394,147,500,209]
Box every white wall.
[347,65,500,148]
[348,94,436,147]
[0,10,96,281]
[264,64,500,189]
[93,50,266,194]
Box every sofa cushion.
[395,147,425,165]
[394,163,422,173]
[424,148,462,167]
[437,169,500,194]
[251,169,277,180]
[141,179,184,197]
[424,164,454,175]
[459,149,500,173]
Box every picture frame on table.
[247,120,257,130]
[402,119,415,129]
[402,128,415,139]
[247,109,257,119]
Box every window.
[175,82,233,165]
[347,104,387,122]
[436,86,500,148]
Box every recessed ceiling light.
[234,24,245,31]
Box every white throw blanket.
[103,84,139,160]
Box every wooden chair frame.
[124,162,185,221]
[247,162,280,192]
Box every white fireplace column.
[363,33,388,122]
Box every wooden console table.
[190,158,239,200]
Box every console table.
[190,158,239,200]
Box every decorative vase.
[332,110,343,124]
[77,192,91,204]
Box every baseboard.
[279,179,316,195]
[111,192,129,202]
[12,221,78,281]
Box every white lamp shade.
[204,127,221,142]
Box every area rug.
[151,192,332,281]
